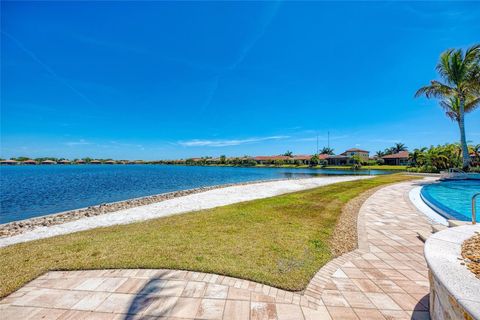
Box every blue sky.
[1,1,479,160]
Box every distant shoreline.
[0,162,407,171]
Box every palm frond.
[436,49,455,83]
[414,80,454,98]
[465,96,480,113]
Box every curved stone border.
[409,185,448,225]
[425,225,480,320]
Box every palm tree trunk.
[458,97,470,170]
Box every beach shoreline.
[0,175,373,247]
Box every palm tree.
[392,143,407,154]
[415,44,480,170]
[384,147,395,155]
[439,95,479,122]
[375,150,385,158]
[320,147,334,155]
[408,147,427,166]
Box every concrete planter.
[425,225,480,320]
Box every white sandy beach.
[0,175,373,248]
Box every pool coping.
[409,184,448,226]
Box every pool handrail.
[473,193,480,225]
[440,168,469,180]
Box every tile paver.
[0,180,434,319]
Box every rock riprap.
[0,180,278,238]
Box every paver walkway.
[0,180,433,319]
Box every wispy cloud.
[65,139,91,146]
[294,134,349,142]
[178,135,289,147]
[369,138,403,143]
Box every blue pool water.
[421,179,480,221]
[0,165,392,223]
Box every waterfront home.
[0,159,18,165]
[253,155,291,165]
[292,154,312,165]
[382,151,410,165]
[104,160,116,164]
[59,160,71,164]
[41,160,56,165]
[326,155,350,166]
[341,148,370,161]
[22,160,37,165]
[90,160,101,164]
[75,160,86,164]
[326,148,370,165]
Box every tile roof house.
[292,155,312,161]
[41,160,57,165]
[327,148,370,165]
[0,159,18,165]
[382,151,409,165]
[326,155,350,166]
[341,148,370,161]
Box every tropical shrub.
[407,143,479,173]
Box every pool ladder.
[473,193,480,225]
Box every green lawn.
[0,174,415,298]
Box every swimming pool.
[421,179,480,221]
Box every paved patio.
[0,180,433,319]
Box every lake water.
[0,165,392,223]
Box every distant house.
[292,155,312,165]
[253,155,291,165]
[326,148,370,166]
[104,160,116,164]
[326,155,350,166]
[75,160,86,164]
[90,160,101,164]
[22,160,37,165]
[59,160,71,164]
[41,160,57,165]
[382,151,409,165]
[0,159,18,165]
[341,148,370,161]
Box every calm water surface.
[0,165,392,223]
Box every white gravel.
[0,175,373,248]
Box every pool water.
[421,179,480,221]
